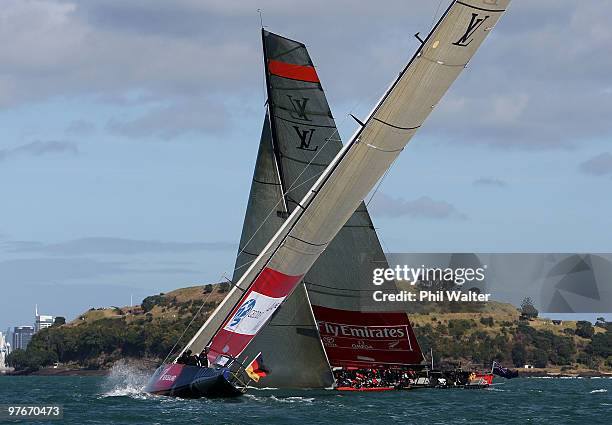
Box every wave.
[270,395,315,403]
[98,359,154,399]
[244,394,315,404]
[590,389,608,394]
[246,386,280,390]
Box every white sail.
[184,0,511,362]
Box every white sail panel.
[223,292,285,335]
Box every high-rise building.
[34,305,54,332]
[12,326,35,350]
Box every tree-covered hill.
[7,283,612,374]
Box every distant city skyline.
[2,1,612,329]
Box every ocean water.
[1,366,611,424]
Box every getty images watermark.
[371,264,492,303]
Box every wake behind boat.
[146,0,511,399]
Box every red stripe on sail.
[268,59,319,83]
[208,267,303,360]
[252,267,303,298]
[311,305,423,368]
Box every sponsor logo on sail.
[294,126,318,151]
[319,322,407,339]
[322,336,337,347]
[287,95,311,121]
[453,13,489,47]
[388,340,401,349]
[351,340,373,350]
[229,299,256,327]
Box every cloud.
[473,177,507,187]
[0,1,610,147]
[2,237,236,255]
[0,256,201,284]
[370,192,467,220]
[66,119,96,136]
[579,152,612,177]
[0,141,78,162]
[106,98,229,140]
[0,258,129,284]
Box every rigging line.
[365,154,400,207]
[430,0,444,31]
[377,229,393,263]
[162,288,218,364]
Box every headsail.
[184,0,511,367]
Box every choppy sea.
[1,364,610,424]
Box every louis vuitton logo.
[293,126,317,151]
[453,13,489,47]
[287,95,311,121]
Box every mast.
[184,0,511,361]
[261,28,289,214]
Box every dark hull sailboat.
[145,357,250,398]
[146,0,510,398]
[145,365,242,398]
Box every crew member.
[176,349,192,365]
[198,347,210,368]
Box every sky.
[1,0,612,330]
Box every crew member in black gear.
[198,347,210,368]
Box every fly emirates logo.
[319,322,406,339]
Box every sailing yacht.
[145,0,511,398]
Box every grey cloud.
[0,257,200,285]
[0,1,610,148]
[579,152,612,177]
[0,258,131,284]
[3,237,235,255]
[0,141,78,162]
[106,98,229,140]
[370,192,467,220]
[66,119,96,136]
[473,177,507,187]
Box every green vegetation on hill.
[7,285,612,373]
[6,285,226,372]
[413,313,611,371]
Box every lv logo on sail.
[287,95,311,121]
[453,13,489,47]
[294,126,318,151]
